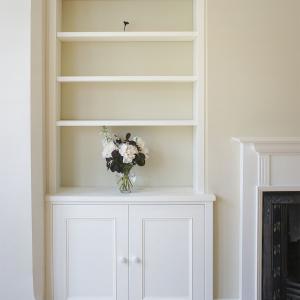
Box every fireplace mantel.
[233,137,300,155]
[233,137,300,300]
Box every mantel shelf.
[56,120,197,127]
[57,76,198,83]
[57,31,199,42]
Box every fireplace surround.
[233,138,300,300]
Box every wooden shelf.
[57,76,198,83]
[57,31,199,42]
[56,119,196,127]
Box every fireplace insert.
[263,192,300,300]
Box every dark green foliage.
[135,153,146,166]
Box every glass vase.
[118,171,135,193]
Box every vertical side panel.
[240,143,259,300]
[47,0,61,192]
[205,203,213,300]
[46,202,53,300]
[193,0,205,193]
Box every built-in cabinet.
[50,202,213,300]
[46,0,214,299]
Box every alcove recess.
[47,0,205,195]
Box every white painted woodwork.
[48,1,212,299]
[57,32,198,42]
[46,187,216,203]
[47,0,61,193]
[270,155,300,186]
[57,76,198,83]
[53,205,128,300]
[47,0,205,192]
[56,120,196,127]
[233,137,300,300]
[192,0,205,193]
[50,202,214,300]
[129,205,205,300]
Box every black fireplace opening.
[262,192,300,300]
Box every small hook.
[123,21,130,32]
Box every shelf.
[57,76,198,83]
[56,120,196,127]
[48,0,205,193]
[46,187,216,204]
[57,31,199,42]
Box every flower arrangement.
[101,127,149,193]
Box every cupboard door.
[129,205,205,300]
[53,205,128,300]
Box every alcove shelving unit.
[46,0,209,198]
[46,1,215,299]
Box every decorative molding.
[233,137,300,300]
[258,154,270,186]
[259,186,300,192]
[233,137,300,154]
[232,137,300,144]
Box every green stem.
[118,166,134,193]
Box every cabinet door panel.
[129,205,205,300]
[53,205,128,300]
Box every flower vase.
[118,171,134,193]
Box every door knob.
[131,256,141,263]
[119,257,128,264]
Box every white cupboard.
[53,205,128,300]
[129,205,205,300]
[49,201,213,300]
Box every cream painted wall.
[0,1,45,299]
[0,1,35,299]
[207,0,300,298]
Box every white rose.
[102,141,117,158]
[133,137,145,151]
[133,137,149,159]
[119,143,138,164]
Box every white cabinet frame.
[48,202,213,300]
